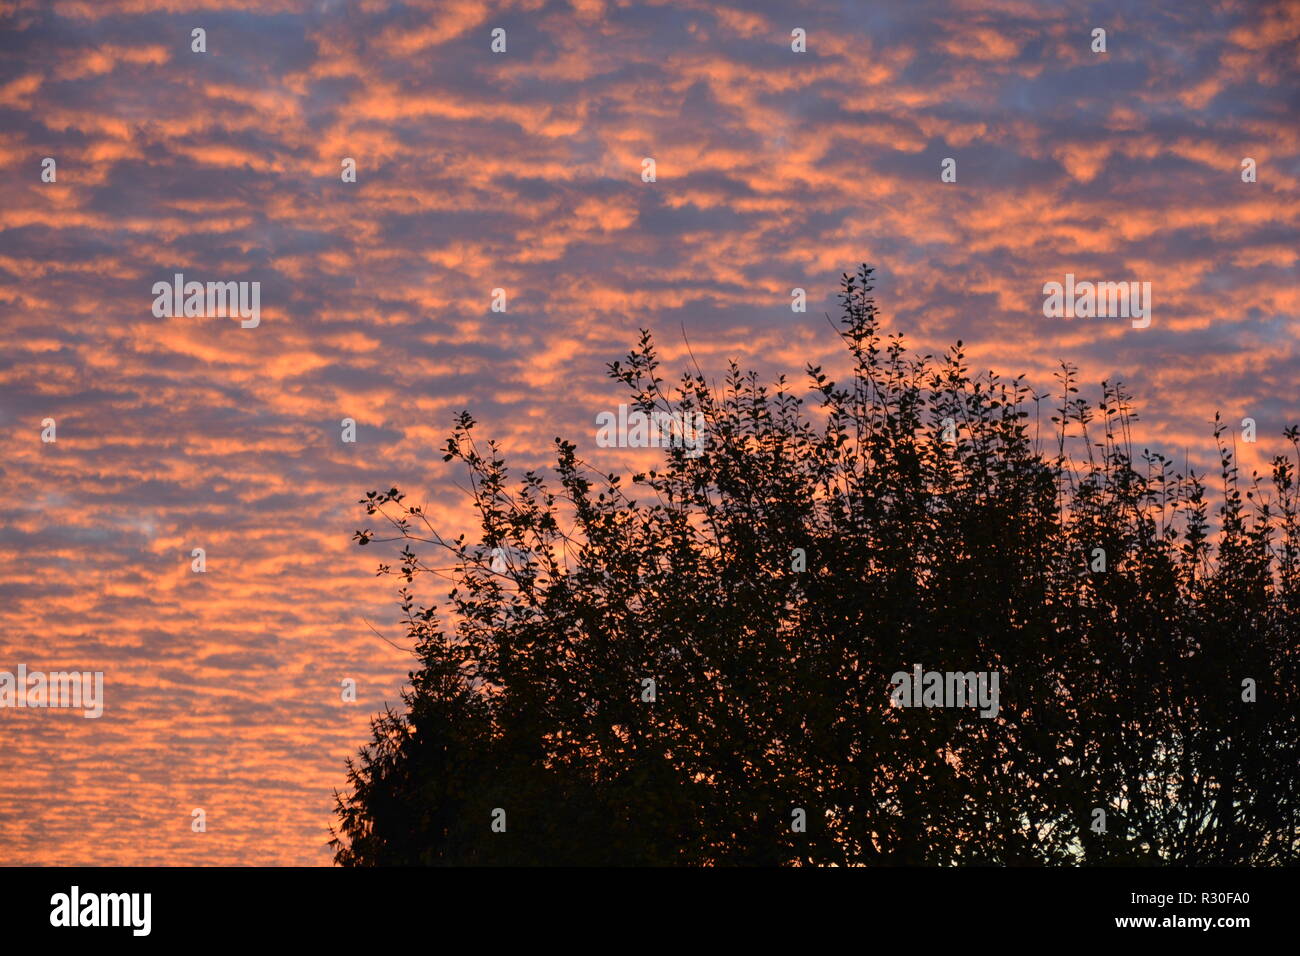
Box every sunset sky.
[0,0,1296,865]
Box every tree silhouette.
[331,265,1299,866]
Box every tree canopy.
[331,266,1299,866]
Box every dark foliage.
[331,266,1299,865]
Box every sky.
[0,0,1296,865]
